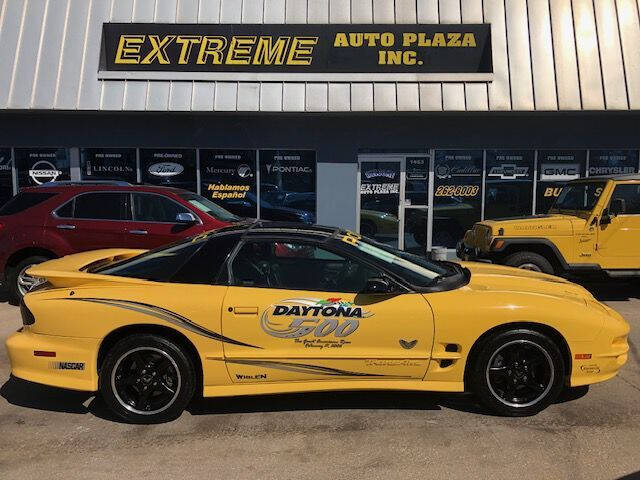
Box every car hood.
[459,261,594,304]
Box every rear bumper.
[6,329,99,392]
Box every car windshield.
[178,193,240,222]
[335,232,451,287]
[549,181,607,213]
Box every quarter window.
[230,240,380,292]
[132,193,191,223]
[73,193,130,220]
[610,185,640,215]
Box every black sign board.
[81,148,137,183]
[15,148,70,187]
[200,149,257,218]
[0,148,13,207]
[101,23,492,80]
[485,150,534,219]
[140,148,196,192]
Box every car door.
[597,183,640,269]
[48,192,129,252]
[125,192,204,249]
[221,238,434,383]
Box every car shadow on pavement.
[583,281,640,302]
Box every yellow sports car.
[6,223,629,423]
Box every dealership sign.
[100,23,492,82]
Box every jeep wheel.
[504,251,555,275]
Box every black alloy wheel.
[100,334,196,423]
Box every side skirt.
[203,379,465,398]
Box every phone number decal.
[435,185,480,197]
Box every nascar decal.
[260,298,373,339]
[49,361,85,371]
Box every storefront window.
[485,150,534,219]
[81,148,137,183]
[15,147,70,187]
[536,150,586,214]
[0,148,13,207]
[433,150,483,248]
[140,148,197,192]
[259,150,316,224]
[200,149,257,218]
[359,160,401,247]
[588,150,639,176]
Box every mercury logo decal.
[237,164,253,178]
[148,162,184,177]
[261,298,373,339]
[29,160,62,185]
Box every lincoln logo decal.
[261,298,373,339]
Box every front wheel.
[99,334,196,424]
[469,329,565,416]
[504,251,555,275]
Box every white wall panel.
[550,0,581,109]
[419,83,442,110]
[155,0,178,22]
[111,0,135,21]
[123,81,148,110]
[0,0,25,108]
[146,81,170,110]
[101,80,125,110]
[461,0,483,22]
[260,83,283,111]
[282,83,305,110]
[373,0,395,22]
[306,83,328,111]
[396,83,419,110]
[461,0,488,111]
[395,0,416,23]
[32,0,69,109]
[616,0,640,108]
[594,0,628,109]
[573,0,605,109]
[484,0,511,110]
[442,83,465,110]
[286,0,307,22]
[351,83,374,110]
[177,0,200,22]
[191,82,215,110]
[505,0,534,110]
[417,0,439,22]
[215,82,238,110]
[528,0,558,110]
[374,83,396,110]
[438,0,460,22]
[197,0,221,22]
[237,83,260,110]
[242,0,264,22]
[78,0,112,110]
[263,0,285,22]
[329,0,350,22]
[169,81,193,111]
[133,0,156,21]
[308,0,329,23]
[329,83,351,110]
[220,0,242,23]
[352,0,374,22]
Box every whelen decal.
[57,298,261,349]
[225,359,409,378]
[260,298,373,339]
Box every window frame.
[225,235,405,293]
[52,191,131,222]
[130,192,203,225]
[608,183,640,216]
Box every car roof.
[569,174,640,182]
[20,183,192,195]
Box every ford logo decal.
[148,162,184,177]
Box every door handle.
[128,230,148,235]
[56,224,76,230]
[233,306,259,315]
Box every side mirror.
[600,209,611,225]
[176,212,197,224]
[609,198,626,216]
[362,277,391,294]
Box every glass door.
[403,156,431,255]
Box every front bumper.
[6,328,99,392]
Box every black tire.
[99,334,196,424]
[8,255,51,304]
[504,251,555,275]
[469,329,565,416]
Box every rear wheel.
[99,334,196,424]
[8,255,50,304]
[504,251,555,275]
[469,329,565,416]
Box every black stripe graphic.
[225,359,411,378]
[57,297,261,349]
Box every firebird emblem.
[399,339,418,350]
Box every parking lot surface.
[0,285,639,480]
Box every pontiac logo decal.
[261,298,373,339]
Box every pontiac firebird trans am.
[6,223,629,423]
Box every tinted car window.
[610,184,640,214]
[550,182,606,212]
[171,233,240,284]
[97,237,206,281]
[55,200,73,218]
[0,192,57,216]
[133,193,190,223]
[74,193,130,220]
[230,240,381,292]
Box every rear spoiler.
[26,248,146,289]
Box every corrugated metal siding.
[0,0,638,112]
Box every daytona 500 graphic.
[260,298,373,339]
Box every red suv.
[0,182,241,303]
